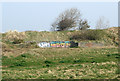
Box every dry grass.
[5,30,27,43]
[2,47,119,79]
[2,61,118,79]
[1,27,119,79]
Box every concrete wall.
[38,41,71,48]
[78,42,104,47]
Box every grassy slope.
[24,27,118,41]
[1,27,118,45]
[2,47,119,79]
[1,27,119,79]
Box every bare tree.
[78,19,90,30]
[50,22,57,31]
[96,16,110,29]
[52,8,81,31]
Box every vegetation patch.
[1,27,119,79]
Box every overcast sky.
[1,2,118,32]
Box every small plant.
[44,60,52,64]
[74,60,81,63]
[59,61,65,63]
[11,60,27,67]
[21,54,27,58]
[46,64,50,67]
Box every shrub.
[11,60,27,67]
[70,30,105,40]
[19,42,38,48]
[5,30,27,44]
[44,60,53,64]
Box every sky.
[1,2,118,32]
[118,2,120,27]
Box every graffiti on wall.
[50,41,70,47]
[38,41,71,48]
[38,42,50,48]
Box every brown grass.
[5,30,27,43]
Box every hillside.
[1,27,119,46]
[25,27,119,46]
[1,27,119,79]
[1,27,119,57]
[24,27,118,42]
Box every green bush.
[70,30,106,40]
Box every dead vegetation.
[5,30,27,44]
